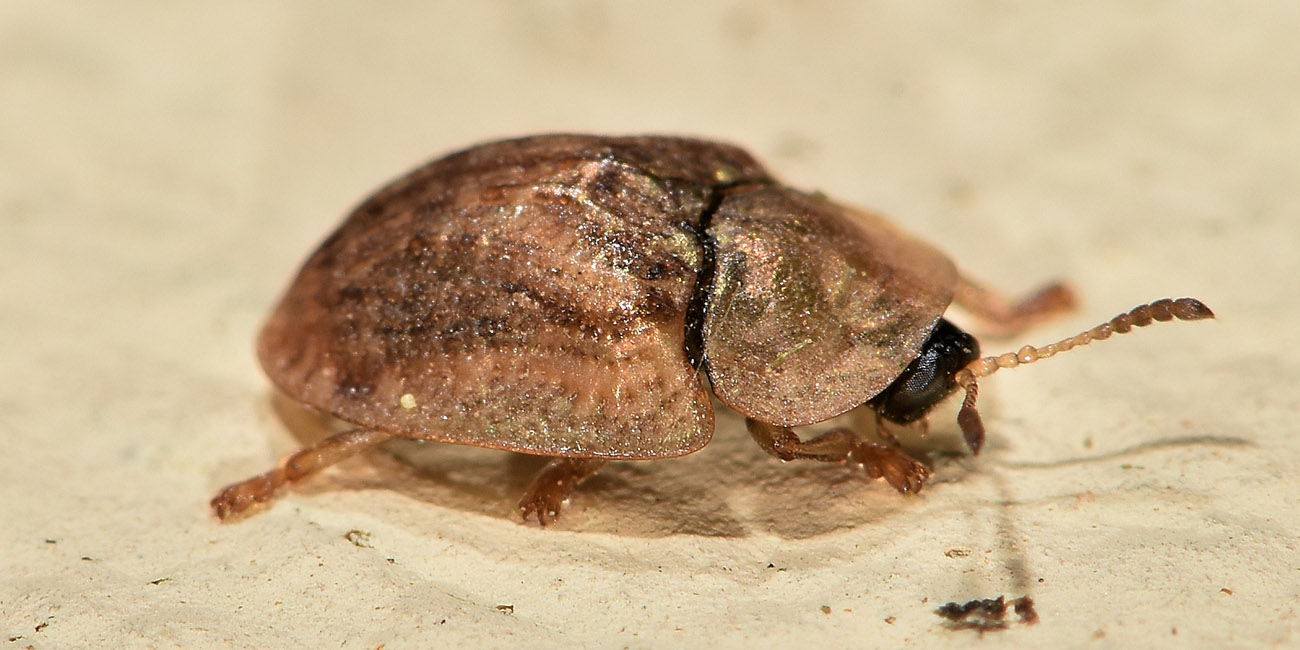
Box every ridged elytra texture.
[258,135,957,460]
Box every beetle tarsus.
[211,469,287,519]
[518,458,606,526]
[849,442,930,494]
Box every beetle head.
[867,318,979,427]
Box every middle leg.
[954,275,1077,337]
[518,457,607,526]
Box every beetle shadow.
[262,394,1253,542]
[263,393,975,539]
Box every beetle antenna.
[952,297,1214,455]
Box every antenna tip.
[1171,297,1214,321]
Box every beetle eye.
[868,319,979,424]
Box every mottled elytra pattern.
[258,135,770,459]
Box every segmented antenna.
[954,297,1214,454]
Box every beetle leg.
[954,276,1077,337]
[746,419,929,494]
[872,411,929,442]
[872,412,902,447]
[211,429,394,520]
[518,458,607,526]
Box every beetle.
[211,134,1213,525]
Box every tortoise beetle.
[212,135,1213,525]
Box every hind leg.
[211,429,394,519]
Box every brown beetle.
[211,135,1213,525]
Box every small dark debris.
[1014,597,1038,624]
[80,556,93,562]
[44,539,57,545]
[344,530,373,548]
[496,605,514,614]
[944,548,971,558]
[148,577,171,586]
[1220,588,1233,595]
[34,621,49,633]
[8,635,22,642]
[884,616,896,624]
[935,595,1037,632]
[819,605,831,615]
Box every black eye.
[868,319,979,424]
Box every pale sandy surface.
[2,3,1297,648]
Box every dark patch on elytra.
[683,192,727,371]
[683,182,770,370]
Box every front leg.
[746,419,929,494]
